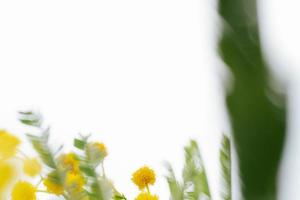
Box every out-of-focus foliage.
[0,111,129,200]
[1,111,232,200]
[167,138,229,200]
[220,135,231,200]
[166,136,232,200]
[182,140,211,200]
[218,0,287,199]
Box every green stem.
[18,150,29,159]
[146,184,150,193]
[101,162,106,178]
[36,176,44,187]
[37,190,51,194]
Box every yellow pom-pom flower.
[58,152,79,173]
[0,130,21,159]
[88,142,108,159]
[132,166,156,190]
[23,158,42,177]
[11,181,36,200]
[86,142,108,166]
[93,142,108,157]
[65,172,85,194]
[135,192,159,200]
[43,172,64,195]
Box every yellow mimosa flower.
[43,172,64,195]
[65,172,85,193]
[58,152,80,172]
[135,192,159,200]
[23,158,42,177]
[11,181,36,200]
[0,130,20,159]
[132,166,156,190]
[92,142,108,157]
[87,142,108,163]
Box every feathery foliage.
[19,111,65,188]
[73,135,113,200]
[165,163,184,200]
[166,140,211,200]
[2,111,233,200]
[220,135,231,200]
[16,111,127,200]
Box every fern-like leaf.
[19,111,43,127]
[220,134,231,200]
[19,111,66,196]
[183,140,211,200]
[166,140,211,200]
[165,162,184,200]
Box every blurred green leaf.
[183,140,211,200]
[166,140,211,200]
[26,133,56,168]
[74,138,86,150]
[218,0,287,199]
[165,163,184,200]
[220,135,231,200]
[19,110,43,127]
[19,110,68,197]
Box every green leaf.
[113,194,127,200]
[79,164,95,177]
[74,138,86,150]
[183,140,211,200]
[218,0,287,199]
[220,134,231,200]
[18,110,43,127]
[165,140,211,200]
[26,132,56,169]
[165,162,184,200]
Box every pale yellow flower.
[65,172,85,193]
[132,166,156,190]
[92,142,108,157]
[87,142,108,161]
[135,192,159,200]
[23,158,42,177]
[58,152,79,173]
[11,181,36,200]
[0,130,20,159]
[43,172,64,195]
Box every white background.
[0,0,299,199]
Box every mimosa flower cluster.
[0,111,232,200]
[132,166,158,200]
[0,112,159,200]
